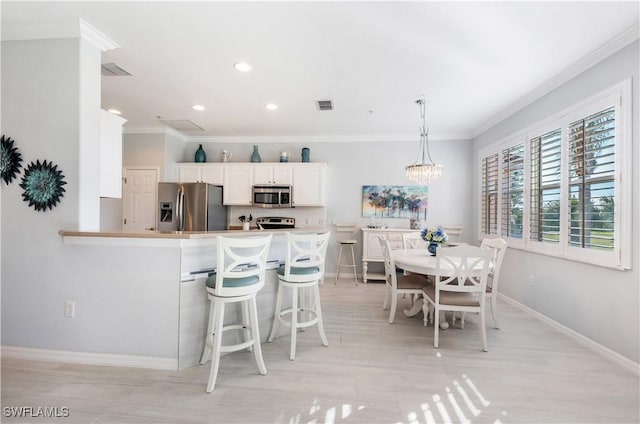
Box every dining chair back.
[441,225,464,243]
[200,234,272,392]
[421,244,492,351]
[379,236,429,324]
[268,231,331,360]
[402,232,429,249]
[481,237,508,328]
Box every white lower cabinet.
[361,228,420,283]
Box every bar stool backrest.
[281,232,331,283]
[212,234,273,297]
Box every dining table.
[391,246,471,329]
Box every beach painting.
[362,185,428,219]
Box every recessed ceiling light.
[265,103,278,110]
[234,62,252,72]
[107,108,122,115]
[192,104,205,111]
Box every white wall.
[472,41,639,363]
[1,38,92,348]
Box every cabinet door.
[223,166,253,205]
[365,231,386,260]
[200,165,224,185]
[253,165,292,185]
[178,165,200,183]
[292,164,325,206]
[253,165,273,185]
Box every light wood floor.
[2,281,638,424]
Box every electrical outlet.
[64,300,75,318]
[528,275,536,287]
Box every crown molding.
[185,132,472,144]
[1,17,119,51]
[472,22,640,138]
[79,18,119,51]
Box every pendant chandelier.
[405,95,443,185]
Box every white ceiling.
[2,1,639,141]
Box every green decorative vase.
[250,145,262,163]
[195,144,206,163]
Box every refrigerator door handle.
[177,185,185,231]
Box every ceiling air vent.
[159,119,205,132]
[316,100,333,111]
[101,63,133,77]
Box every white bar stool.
[199,234,272,392]
[267,231,331,360]
[335,223,358,285]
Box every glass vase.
[250,145,262,163]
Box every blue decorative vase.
[301,147,310,162]
[428,242,438,256]
[195,144,206,163]
[250,145,262,163]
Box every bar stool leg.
[267,281,284,342]
[349,244,358,285]
[335,244,344,284]
[241,300,253,352]
[314,283,329,347]
[290,286,298,360]
[206,302,225,393]
[200,298,215,364]
[249,296,267,375]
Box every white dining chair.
[441,225,464,243]
[379,236,428,324]
[402,232,429,249]
[421,244,492,351]
[199,234,272,392]
[455,238,508,330]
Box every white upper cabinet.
[253,164,293,185]
[100,110,127,198]
[223,165,253,205]
[175,162,325,206]
[177,164,224,184]
[292,163,326,206]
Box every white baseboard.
[1,346,178,371]
[498,293,639,376]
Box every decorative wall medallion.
[0,135,23,185]
[19,160,67,211]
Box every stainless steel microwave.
[252,185,292,208]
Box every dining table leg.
[403,297,449,329]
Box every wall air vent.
[159,119,205,131]
[316,100,333,111]
[101,63,133,77]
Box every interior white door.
[122,167,158,231]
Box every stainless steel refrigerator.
[157,182,227,231]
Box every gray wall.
[472,41,639,363]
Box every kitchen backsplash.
[228,206,327,228]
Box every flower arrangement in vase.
[420,226,448,256]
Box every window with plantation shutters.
[481,153,498,235]
[567,106,615,251]
[530,128,561,243]
[477,81,629,269]
[500,144,524,238]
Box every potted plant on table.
[421,226,448,256]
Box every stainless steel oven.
[252,185,292,208]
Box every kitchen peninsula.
[57,227,326,371]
